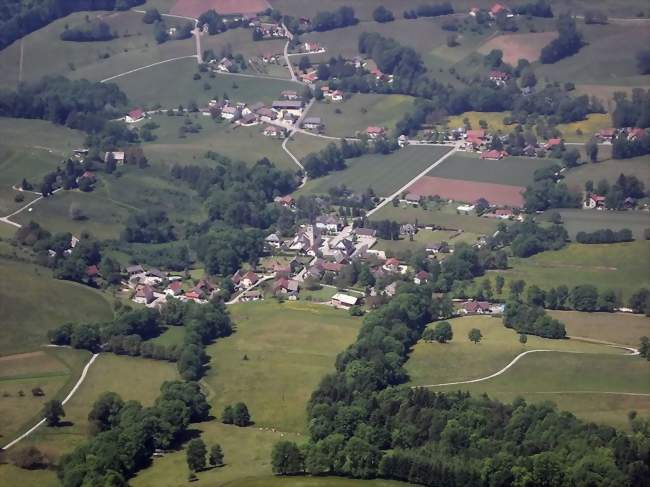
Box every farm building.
[125,108,145,123]
[331,293,359,310]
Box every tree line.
[492,219,568,258]
[576,228,634,244]
[402,3,454,19]
[312,6,358,32]
[60,19,115,42]
[540,14,584,64]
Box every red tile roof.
[128,108,144,120]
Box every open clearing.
[171,0,269,17]
[0,258,113,356]
[492,241,650,301]
[308,93,413,138]
[478,31,557,64]
[549,310,650,348]
[407,176,525,207]
[542,209,650,240]
[563,155,650,191]
[374,228,484,257]
[298,146,452,196]
[429,153,556,187]
[203,301,362,434]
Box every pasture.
[0,257,113,356]
[370,204,501,235]
[477,31,556,65]
[298,145,452,196]
[563,155,650,190]
[285,133,334,162]
[541,209,650,240]
[203,301,362,433]
[170,0,269,17]
[113,57,300,108]
[555,113,612,143]
[548,310,650,348]
[374,228,483,257]
[308,93,414,138]
[492,241,650,301]
[429,153,556,187]
[142,113,296,170]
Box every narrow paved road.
[1,353,100,450]
[0,187,63,229]
[282,33,297,82]
[366,147,457,216]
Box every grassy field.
[430,152,557,187]
[285,133,335,162]
[0,257,113,356]
[373,228,483,256]
[549,310,650,347]
[493,241,650,301]
[555,113,613,143]
[114,57,300,108]
[298,146,452,196]
[223,477,410,487]
[0,348,90,443]
[0,10,194,89]
[149,326,186,347]
[563,155,650,191]
[202,301,362,434]
[142,113,296,170]
[369,203,501,234]
[541,209,650,240]
[308,94,414,138]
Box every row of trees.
[493,220,568,258]
[576,228,634,244]
[586,173,646,208]
[312,6,358,31]
[540,14,584,64]
[503,299,566,338]
[402,3,454,19]
[302,138,397,178]
[60,20,115,41]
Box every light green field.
[149,326,186,347]
[0,258,113,356]
[142,114,296,170]
[370,203,501,235]
[308,94,414,138]
[0,348,90,443]
[493,241,650,301]
[114,57,300,108]
[297,285,338,302]
[0,10,194,89]
[203,301,362,434]
[563,155,650,191]
[542,209,650,240]
[549,310,650,348]
[446,111,510,133]
[298,146,452,196]
[373,228,483,256]
[555,113,613,143]
[285,132,334,162]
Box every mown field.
[142,114,296,170]
[429,152,557,187]
[549,310,650,348]
[542,209,650,240]
[563,155,650,190]
[0,257,113,356]
[373,228,483,257]
[492,241,650,301]
[298,146,451,196]
[308,93,413,138]
[407,315,650,429]
[113,57,300,108]
[285,132,334,161]
[203,301,362,434]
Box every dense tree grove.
[576,228,634,244]
[402,3,454,19]
[121,209,175,244]
[612,90,650,129]
[612,133,650,159]
[58,381,209,486]
[372,6,394,23]
[60,20,115,41]
[493,220,567,258]
[272,284,650,484]
[512,0,553,17]
[312,6,358,31]
[540,14,584,64]
[503,300,566,338]
[0,0,144,50]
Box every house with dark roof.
[302,117,323,131]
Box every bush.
[12,446,48,470]
[373,6,395,23]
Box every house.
[218,57,234,72]
[383,257,400,272]
[461,301,492,314]
[165,281,182,296]
[302,117,322,131]
[221,106,239,120]
[598,128,617,141]
[263,125,283,137]
[265,233,282,248]
[457,204,475,212]
[584,194,607,209]
[272,261,292,275]
[134,284,155,304]
[79,171,96,182]
[322,262,344,274]
[231,270,242,286]
[275,195,295,207]
[494,209,514,219]
[104,151,125,165]
[489,70,511,86]
[332,250,350,265]
[333,238,355,255]
[184,290,203,302]
[250,101,265,113]
[469,7,480,16]
[257,108,278,122]
[316,215,341,233]
[366,126,385,139]
[272,100,304,115]
[281,90,299,100]
[125,108,145,123]
[325,89,343,102]
[466,129,486,140]
[480,150,508,160]
[241,271,259,288]
[489,3,510,18]
[301,71,318,84]
[414,271,429,285]
[272,277,300,294]
[355,227,377,238]
[402,193,420,206]
[126,264,144,276]
[399,223,416,235]
[239,113,257,125]
[627,128,646,141]
[241,290,263,302]
[304,41,324,53]
[426,242,449,254]
[331,292,359,309]
[384,282,398,296]
[544,138,562,150]
[86,265,99,278]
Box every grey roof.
[272,100,303,109]
[303,117,322,125]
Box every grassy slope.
[298,146,452,196]
[549,310,650,348]
[492,241,650,301]
[544,208,650,240]
[563,155,650,190]
[429,153,557,187]
[0,258,113,356]
[373,228,483,256]
[308,94,414,138]
[142,114,296,170]
[285,132,334,162]
[203,301,362,434]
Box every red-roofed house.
[544,138,563,150]
[301,71,318,84]
[383,258,400,272]
[461,301,492,314]
[184,290,203,302]
[598,128,617,141]
[275,195,295,207]
[366,126,385,139]
[414,270,429,285]
[86,265,99,278]
[584,194,607,209]
[166,281,182,296]
[489,70,511,84]
[480,150,508,160]
[490,3,509,17]
[628,128,647,141]
[330,90,344,102]
[304,41,324,53]
[80,171,96,181]
[494,209,514,219]
[241,271,259,288]
[125,108,145,124]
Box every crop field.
[541,209,650,240]
[407,176,525,207]
[478,31,557,65]
[370,203,501,234]
[113,57,299,108]
[298,145,452,196]
[492,241,650,301]
[429,153,556,187]
[308,94,414,138]
[563,155,650,190]
[171,0,269,17]
[0,258,113,356]
[548,310,650,348]
[203,301,362,433]
[142,114,296,170]
[0,348,90,443]
[0,11,194,89]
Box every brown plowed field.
[478,31,557,65]
[407,176,525,207]
[171,0,269,17]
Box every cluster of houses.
[583,193,638,210]
[469,3,515,19]
[596,127,647,143]
[252,21,289,40]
